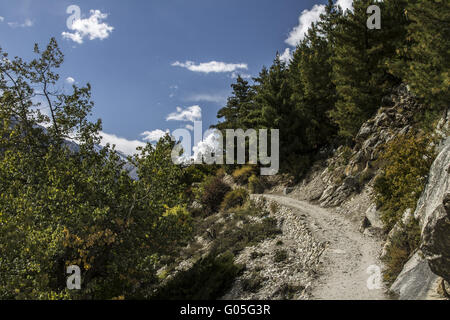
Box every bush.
[274,250,288,263]
[381,219,421,285]
[269,201,279,214]
[374,132,436,231]
[248,175,265,194]
[198,176,231,215]
[152,251,244,300]
[221,188,249,211]
[232,165,257,185]
[242,272,264,293]
[210,217,281,256]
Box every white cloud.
[167,105,202,122]
[279,48,293,64]
[285,4,325,47]
[0,17,4,22]
[186,93,227,104]
[192,130,222,163]
[100,131,146,156]
[140,129,170,142]
[285,1,358,47]
[8,19,34,28]
[62,10,114,44]
[336,0,354,13]
[172,61,248,74]
[230,72,252,80]
[66,77,75,84]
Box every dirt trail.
[262,194,388,300]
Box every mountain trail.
[262,194,388,300]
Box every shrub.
[269,201,279,214]
[198,176,231,215]
[152,251,244,300]
[248,175,265,194]
[374,132,436,231]
[232,165,257,185]
[221,188,249,211]
[381,219,421,285]
[210,217,281,256]
[274,250,288,263]
[242,272,264,293]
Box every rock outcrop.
[390,252,440,300]
[293,84,425,213]
[385,133,449,299]
[414,140,450,282]
[288,84,449,299]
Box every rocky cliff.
[286,84,449,299]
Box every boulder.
[414,141,450,282]
[364,204,384,229]
[390,251,440,300]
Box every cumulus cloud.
[167,105,202,122]
[66,77,75,84]
[285,1,357,47]
[172,61,248,74]
[0,17,4,22]
[279,48,293,64]
[99,132,146,156]
[62,10,114,44]
[285,4,325,47]
[336,0,354,13]
[8,19,33,28]
[192,130,222,163]
[186,93,227,104]
[140,129,170,142]
[230,72,252,80]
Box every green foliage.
[248,174,265,194]
[381,218,421,285]
[152,252,244,300]
[197,176,231,215]
[232,165,256,185]
[242,272,264,293]
[269,201,279,214]
[330,0,407,138]
[402,0,450,111]
[210,216,281,256]
[221,188,249,211]
[373,132,436,231]
[273,250,288,263]
[0,40,192,299]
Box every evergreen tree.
[330,0,405,138]
[403,0,449,110]
[214,75,256,131]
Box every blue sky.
[0,0,352,154]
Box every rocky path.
[262,194,388,300]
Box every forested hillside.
[215,0,448,175]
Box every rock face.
[390,252,440,300]
[389,139,450,299]
[414,140,450,282]
[294,84,425,211]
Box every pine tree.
[403,0,450,110]
[329,0,405,138]
[214,75,256,131]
